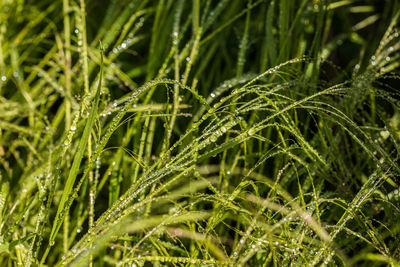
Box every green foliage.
[0,0,400,266]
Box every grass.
[0,0,400,266]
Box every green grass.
[1,0,400,266]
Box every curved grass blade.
[41,44,104,264]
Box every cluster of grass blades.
[1,0,400,266]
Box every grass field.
[1,0,400,266]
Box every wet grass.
[0,0,400,266]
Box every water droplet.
[1,76,6,81]
[70,125,76,131]
[121,42,127,49]
[77,228,81,233]
[78,40,82,46]
[274,241,279,246]
[74,29,79,34]
[210,93,216,98]
[386,56,391,61]
[172,32,179,45]
[186,57,190,62]
[226,170,231,175]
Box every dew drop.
[248,128,255,136]
[1,76,6,81]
